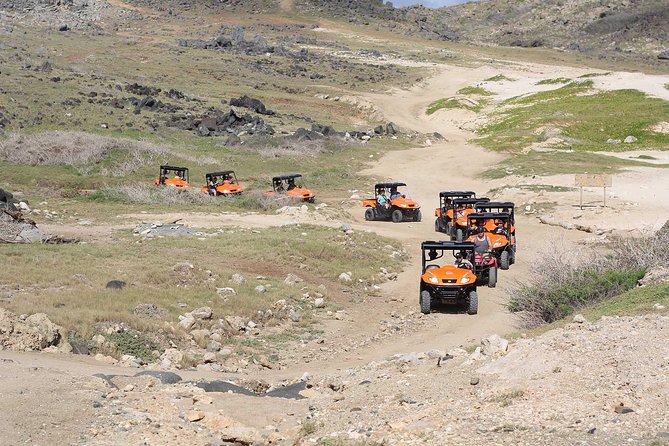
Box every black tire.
[391,209,403,223]
[435,218,441,232]
[488,267,497,288]
[456,228,463,243]
[415,210,422,222]
[420,290,432,314]
[467,291,478,315]
[500,251,510,270]
[445,221,453,239]
[365,208,375,221]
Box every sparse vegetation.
[479,83,669,154]
[578,72,611,78]
[508,231,669,327]
[485,74,514,82]
[427,97,487,115]
[106,331,158,363]
[457,86,495,96]
[536,77,571,85]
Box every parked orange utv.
[466,212,516,270]
[155,165,190,188]
[363,182,421,223]
[420,241,478,315]
[201,171,243,196]
[266,174,315,202]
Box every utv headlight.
[428,277,439,284]
[460,277,471,284]
[494,242,502,247]
[400,203,407,208]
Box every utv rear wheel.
[488,267,497,288]
[500,251,510,270]
[467,291,478,315]
[445,222,453,239]
[435,218,441,232]
[365,208,375,221]
[420,290,432,314]
[391,209,403,223]
[414,210,422,222]
[456,228,463,243]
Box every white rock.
[255,285,266,293]
[624,135,638,143]
[314,298,326,308]
[217,287,236,296]
[338,272,353,282]
[573,314,587,324]
[230,273,246,285]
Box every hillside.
[300,0,669,67]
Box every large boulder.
[0,309,62,351]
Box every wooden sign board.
[575,174,612,188]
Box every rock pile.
[0,309,62,351]
[0,209,45,243]
[164,106,274,137]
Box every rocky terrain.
[1,0,669,445]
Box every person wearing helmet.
[493,219,505,235]
[455,252,473,270]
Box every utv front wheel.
[467,291,478,315]
[488,267,497,288]
[414,210,422,222]
[434,218,441,232]
[391,209,403,223]
[500,251,510,270]
[365,208,375,221]
[420,290,432,314]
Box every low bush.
[508,230,669,327]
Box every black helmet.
[477,227,485,234]
[455,252,463,258]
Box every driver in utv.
[473,228,492,254]
[455,252,473,270]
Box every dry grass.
[0,131,217,176]
[507,231,669,327]
[241,137,328,157]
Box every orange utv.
[475,201,517,242]
[420,241,478,315]
[363,182,421,223]
[201,171,243,196]
[437,197,490,242]
[266,174,315,202]
[467,211,516,270]
[434,191,476,233]
[155,165,191,188]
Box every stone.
[178,314,196,330]
[573,314,586,324]
[638,267,669,287]
[203,352,217,363]
[480,334,509,356]
[133,303,168,319]
[624,135,638,143]
[187,410,206,422]
[190,307,213,320]
[230,273,246,285]
[606,138,622,144]
[314,298,326,308]
[284,274,303,285]
[338,272,353,282]
[658,50,669,60]
[190,329,210,345]
[173,262,194,275]
[614,403,634,414]
[470,377,480,386]
[216,287,236,296]
[254,285,266,293]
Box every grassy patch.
[457,86,495,96]
[0,225,405,345]
[488,184,577,195]
[427,97,487,115]
[578,72,611,78]
[479,83,669,153]
[481,150,661,179]
[107,331,158,363]
[536,77,571,85]
[485,74,514,82]
[584,282,669,319]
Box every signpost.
[575,174,612,209]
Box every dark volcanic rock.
[229,95,274,115]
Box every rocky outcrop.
[0,309,62,351]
